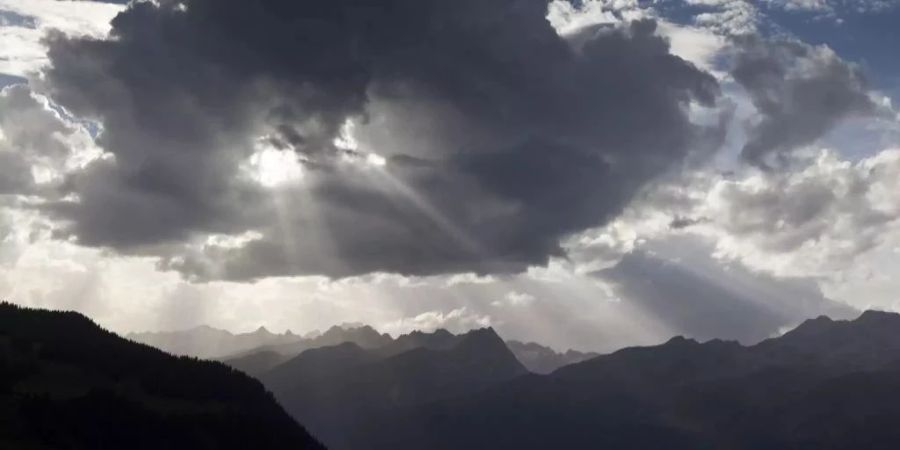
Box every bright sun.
[248,146,304,188]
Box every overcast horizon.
[1,0,899,353]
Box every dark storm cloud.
[732,36,878,168]
[668,215,708,229]
[41,0,723,279]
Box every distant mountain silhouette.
[120,310,900,450]
[128,324,303,359]
[260,327,527,450]
[505,340,598,374]
[220,324,392,367]
[254,324,393,356]
[349,310,900,449]
[0,303,324,450]
[129,321,393,362]
[754,310,900,370]
[217,325,597,376]
[377,328,461,356]
[135,321,599,377]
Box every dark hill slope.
[0,303,324,450]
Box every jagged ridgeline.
[337,311,900,450]
[223,310,900,450]
[0,303,324,450]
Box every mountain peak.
[664,335,697,346]
[338,321,367,330]
[455,327,512,355]
[781,315,836,338]
[434,328,452,336]
[460,327,501,341]
[318,323,391,349]
[407,328,453,338]
[302,329,322,339]
[779,312,900,340]
[856,309,900,323]
[324,323,378,334]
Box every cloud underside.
[27,0,728,280]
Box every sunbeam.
[367,165,484,255]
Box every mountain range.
[218,310,900,450]
[130,323,594,375]
[505,340,598,374]
[342,311,900,450]
[12,303,900,450]
[126,324,317,360]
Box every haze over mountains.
[505,340,598,375]
[276,311,900,450]
[127,325,325,360]
[129,323,595,375]
[125,309,900,450]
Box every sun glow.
[334,118,359,151]
[247,145,304,188]
[366,152,387,167]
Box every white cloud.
[567,146,900,312]
[0,85,103,187]
[0,0,122,76]
[764,0,896,16]
[705,149,900,276]
[380,307,493,335]
[492,291,536,308]
[443,273,496,287]
[546,0,728,73]
[687,0,760,36]
[546,0,643,36]
[657,21,727,73]
[767,0,831,11]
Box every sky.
[0,0,898,352]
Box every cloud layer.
[731,37,877,167]
[37,0,722,279]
